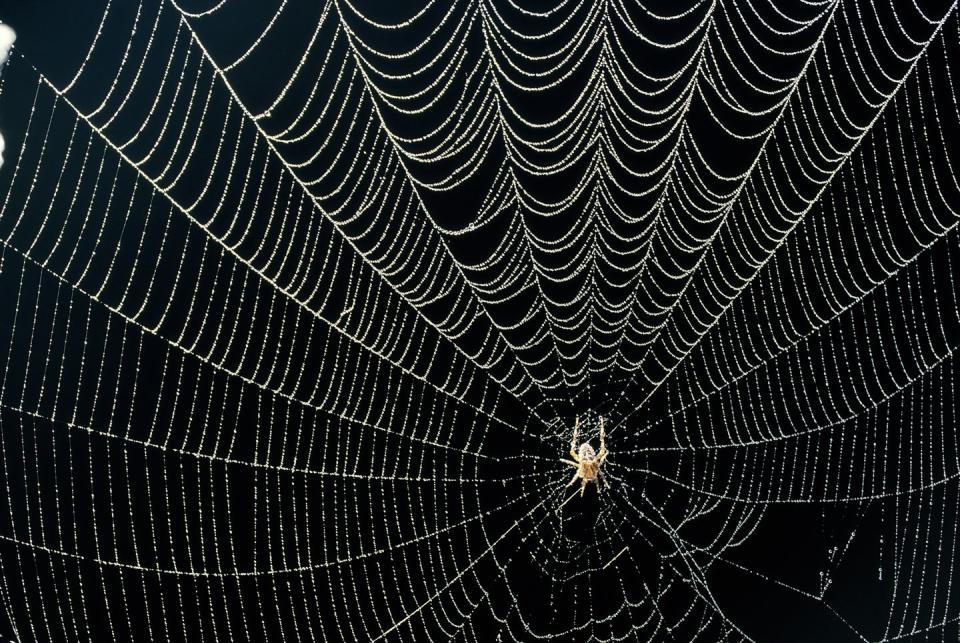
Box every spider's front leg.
[559,458,579,468]
[569,415,580,460]
[598,416,608,462]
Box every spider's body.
[560,417,607,495]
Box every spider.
[559,416,607,496]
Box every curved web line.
[168,1,563,426]
[608,2,959,431]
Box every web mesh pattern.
[0,0,959,640]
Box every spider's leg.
[598,417,608,462]
[560,458,579,468]
[580,479,587,496]
[566,472,579,488]
[571,416,579,455]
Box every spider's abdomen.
[578,443,596,461]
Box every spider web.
[0,0,958,640]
